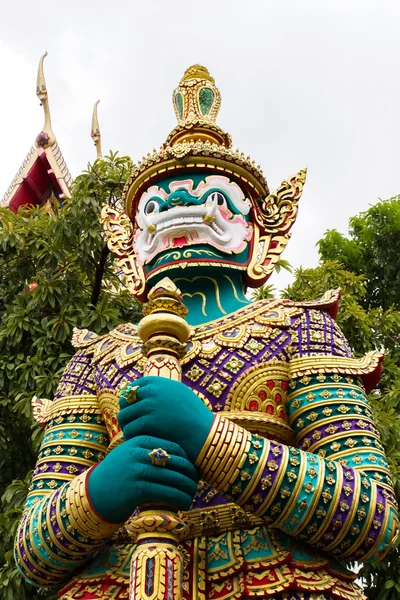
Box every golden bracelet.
[215,430,250,492]
[65,471,120,540]
[254,445,289,517]
[195,417,220,467]
[211,425,243,484]
[324,468,361,551]
[199,418,229,475]
[200,420,239,484]
[195,416,252,492]
[213,426,250,490]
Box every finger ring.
[149,448,170,467]
[121,384,139,405]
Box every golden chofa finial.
[91,100,102,160]
[35,52,56,149]
[172,64,221,126]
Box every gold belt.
[122,503,265,542]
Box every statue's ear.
[245,169,307,288]
[100,204,147,300]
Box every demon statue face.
[135,174,253,272]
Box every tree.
[284,194,400,600]
[318,196,400,311]
[0,153,141,600]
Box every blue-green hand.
[88,435,199,523]
[118,377,215,463]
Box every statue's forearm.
[15,469,121,587]
[196,414,399,562]
[14,352,119,588]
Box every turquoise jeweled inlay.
[31,501,79,569]
[175,92,183,118]
[276,451,324,535]
[199,87,214,115]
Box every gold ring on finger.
[149,448,171,467]
[123,384,140,405]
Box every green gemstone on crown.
[199,87,214,116]
[175,92,183,118]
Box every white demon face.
[134,175,253,265]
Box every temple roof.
[1,53,73,212]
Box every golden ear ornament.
[100,204,146,300]
[246,169,307,288]
[255,168,307,234]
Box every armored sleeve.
[196,308,399,562]
[14,348,120,588]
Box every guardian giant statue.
[15,66,398,600]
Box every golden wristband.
[65,471,120,540]
[196,416,252,492]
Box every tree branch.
[90,244,110,307]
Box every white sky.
[1,0,400,290]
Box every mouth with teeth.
[134,196,252,266]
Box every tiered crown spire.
[167,64,230,148]
[173,65,221,125]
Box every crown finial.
[35,52,56,149]
[91,100,102,160]
[172,64,221,126]
[181,65,215,84]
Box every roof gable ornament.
[1,52,72,209]
[91,100,103,160]
[35,52,56,149]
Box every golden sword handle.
[128,277,192,600]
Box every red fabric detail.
[59,580,129,599]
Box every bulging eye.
[208,191,227,207]
[144,199,160,215]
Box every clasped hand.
[88,377,214,522]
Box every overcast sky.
[1,0,400,290]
